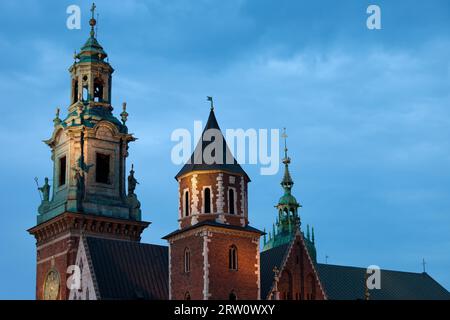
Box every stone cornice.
[166,224,261,243]
[28,212,150,245]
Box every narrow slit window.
[184,248,190,273]
[228,189,235,214]
[184,191,190,217]
[59,156,66,187]
[228,245,238,271]
[96,153,110,184]
[204,188,211,213]
[73,80,78,103]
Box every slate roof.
[85,237,169,300]
[83,236,449,300]
[162,220,264,239]
[316,263,450,300]
[175,109,250,181]
[260,243,290,299]
[260,243,449,300]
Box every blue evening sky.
[0,0,449,299]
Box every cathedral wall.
[277,234,325,300]
[207,231,259,300]
[169,233,205,300]
[35,233,80,300]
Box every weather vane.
[207,96,214,111]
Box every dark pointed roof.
[260,243,290,299]
[85,237,168,300]
[175,109,250,181]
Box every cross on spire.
[90,3,96,19]
[89,3,97,37]
[281,127,291,166]
[422,258,427,273]
[281,127,289,160]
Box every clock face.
[43,269,60,300]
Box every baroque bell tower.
[28,4,149,300]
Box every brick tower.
[28,5,149,300]
[164,100,263,300]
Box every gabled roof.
[85,237,168,300]
[316,263,450,300]
[260,243,290,299]
[175,109,250,181]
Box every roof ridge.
[317,262,430,275]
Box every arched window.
[94,77,104,102]
[229,290,237,300]
[204,187,211,213]
[184,292,191,300]
[307,274,316,300]
[228,189,235,214]
[184,190,190,217]
[82,85,89,101]
[72,79,78,103]
[228,245,238,270]
[282,269,293,300]
[184,248,190,273]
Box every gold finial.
[120,102,129,125]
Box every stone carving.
[37,177,51,215]
[127,164,139,195]
[38,177,51,202]
[74,169,85,212]
[127,164,141,221]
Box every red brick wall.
[178,171,249,229]
[169,233,205,300]
[207,232,259,300]
[35,233,79,300]
[277,234,325,300]
[169,228,260,300]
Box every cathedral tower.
[28,5,149,300]
[260,130,324,300]
[164,101,263,300]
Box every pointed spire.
[272,223,276,237]
[312,226,315,244]
[281,128,293,192]
[263,228,267,245]
[175,98,249,181]
[307,224,310,240]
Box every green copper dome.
[75,34,108,63]
[74,4,108,64]
[278,193,299,206]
